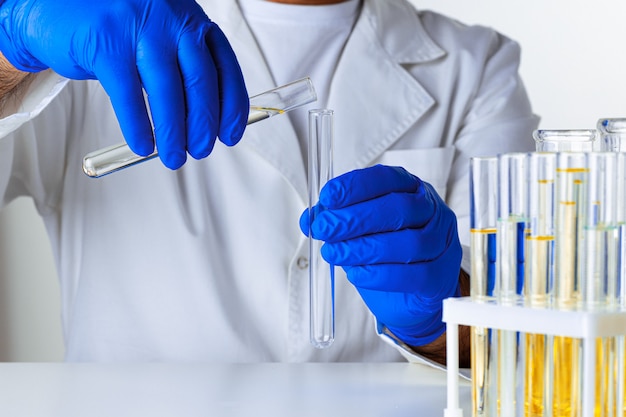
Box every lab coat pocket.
[375,146,455,199]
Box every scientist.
[0,0,538,365]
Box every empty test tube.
[308,109,335,349]
[469,156,498,417]
[82,77,318,177]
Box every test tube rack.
[448,148,626,417]
[443,297,626,417]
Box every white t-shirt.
[238,0,361,163]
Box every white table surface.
[0,362,471,417]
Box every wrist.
[0,51,30,84]
[0,51,35,109]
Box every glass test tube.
[582,153,619,417]
[598,121,626,416]
[495,153,527,417]
[496,153,527,300]
[533,129,597,152]
[469,156,498,417]
[554,153,587,308]
[616,153,626,417]
[308,109,335,349]
[525,153,556,307]
[82,77,318,178]
[597,117,626,152]
[470,156,499,300]
[553,152,587,417]
[524,152,556,417]
[581,152,618,308]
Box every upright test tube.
[597,123,626,414]
[616,152,626,417]
[82,77,318,177]
[524,152,556,417]
[308,109,335,349]
[581,152,618,416]
[525,152,556,307]
[495,152,528,417]
[554,152,587,309]
[533,129,597,152]
[597,117,626,152]
[553,152,587,416]
[496,153,528,301]
[469,156,498,417]
[581,152,618,308]
[470,156,499,301]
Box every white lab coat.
[0,0,538,362]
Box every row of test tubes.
[466,118,626,417]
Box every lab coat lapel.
[327,0,445,176]
[216,1,308,203]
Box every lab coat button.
[297,256,309,270]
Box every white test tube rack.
[442,296,626,417]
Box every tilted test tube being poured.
[82,77,318,178]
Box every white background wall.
[1,0,625,361]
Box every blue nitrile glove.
[300,165,462,346]
[0,0,248,169]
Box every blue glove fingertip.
[160,151,187,170]
[299,209,310,236]
[206,22,249,147]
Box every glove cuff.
[0,0,49,72]
[385,282,461,346]
[384,307,445,346]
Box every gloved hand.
[300,164,462,346]
[0,0,249,169]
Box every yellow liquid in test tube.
[553,336,581,417]
[593,337,615,417]
[617,336,626,416]
[472,326,489,417]
[470,228,496,417]
[247,106,284,123]
[524,235,553,417]
[524,162,555,417]
[525,333,546,417]
[82,77,316,177]
[586,225,618,417]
